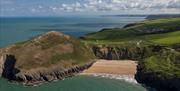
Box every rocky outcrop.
[1,54,19,80]
[91,45,164,60]
[0,55,5,77]
[0,31,95,85]
[135,71,180,91]
[14,61,94,85]
[0,53,94,85]
[136,67,180,91]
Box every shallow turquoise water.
[0,76,147,91]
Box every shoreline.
[80,73,138,84]
[81,59,138,84]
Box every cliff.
[135,50,180,91]
[82,17,180,91]
[89,43,180,91]
[0,31,95,85]
[91,44,163,60]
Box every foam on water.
[80,73,138,84]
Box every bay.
[0,16,147,91]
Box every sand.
[83,59,138,76]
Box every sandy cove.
[81,59,138,84]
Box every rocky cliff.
[91,44,164,60]
[135,51,180,91]
[82,17,180,91]
[0,31,95,85]
[90,44,180,91]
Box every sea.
[0,16,148,91]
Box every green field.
[82,18,180,46]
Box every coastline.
[81,60,138,84]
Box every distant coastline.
[101,14,180,19]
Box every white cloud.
[54,0,180,13]
[2,0,179,16]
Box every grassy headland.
[82,18,180,46]
[0,31,96,85]
[82,17,180,91]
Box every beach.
[82,59,138,83]
[83,59,137,76]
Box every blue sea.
[0,16,148,91]
[0,16,145,47]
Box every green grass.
[84,28,137,40]
[144,54,180,78]
[150,31,180,45]
[126,18,180,32]
[152,36,180,45]
[82,18,180,46]
[136,31,180,45]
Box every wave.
[80,73,138,84]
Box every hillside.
[82,18,180,46]
[0,31,95,85]
[82,18,180,91]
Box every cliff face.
[15,62,93,85]
[91,45,163,60]
[81,17,180,91]
[91,44,180,91]
[0,31,95,85]
[0,54,94,85]
[0,55,5,77]
[136,65,180,91]
[135,52,180,91]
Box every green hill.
[83,18,180,46]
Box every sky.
[0,0,180,16]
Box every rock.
[12,62,94,85]
[0,55,5,77]
[91,45,164,60]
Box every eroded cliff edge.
[0,31,95,85]
[81,17,180,91]
[89,44,180,91]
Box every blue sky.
[0,0,180,16]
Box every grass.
[126,18,180,33]
[50,41,95,65]
[82,31,180,46]
[150,31,180,45]
[144,54,180,78]
[152,36,180,45]
[136,31,180,45]
[82,18,180,46]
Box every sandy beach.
[83,59,137,76]
[81,59,138,83]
